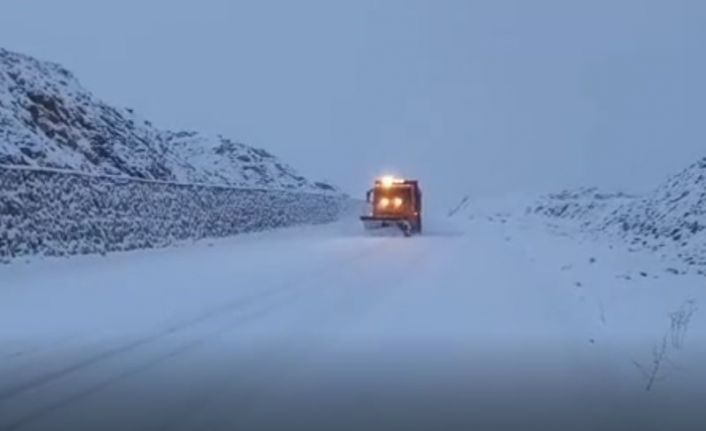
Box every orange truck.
[360,176,422,237]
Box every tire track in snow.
[157,241,433,431]
[0,292,303,431]
[0,240,393,430]
[0,241,385,404]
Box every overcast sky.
[1,0,704,203]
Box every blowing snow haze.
[5,2,706,430]
[1,0,704,202]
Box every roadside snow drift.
[526,157,706,271]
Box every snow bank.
[527,187,635,226]
[524,157,706,270]
[599,158,706,266]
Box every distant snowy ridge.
[525,157,706,269]
[0,47,336,193]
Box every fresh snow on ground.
[1,209,704,430]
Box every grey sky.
[1,0,704,204]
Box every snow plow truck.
[360,176,422,237]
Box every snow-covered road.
[1,214,705,431]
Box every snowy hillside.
[161,131,335,191]
[0,47,335,192]
[523,157,706,270]
[600,158,706,265]
[528,188,635,226]
[0,47,346,261]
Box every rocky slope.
[0,47,344,261]
[0,47,335,192]
[526,158,706,269]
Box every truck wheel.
[399,221,412,237]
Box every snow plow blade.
[360,216,416,237]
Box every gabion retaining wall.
[0,167,347,260]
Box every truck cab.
[361,176,422,236]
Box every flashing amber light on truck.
[379,176,404,188]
